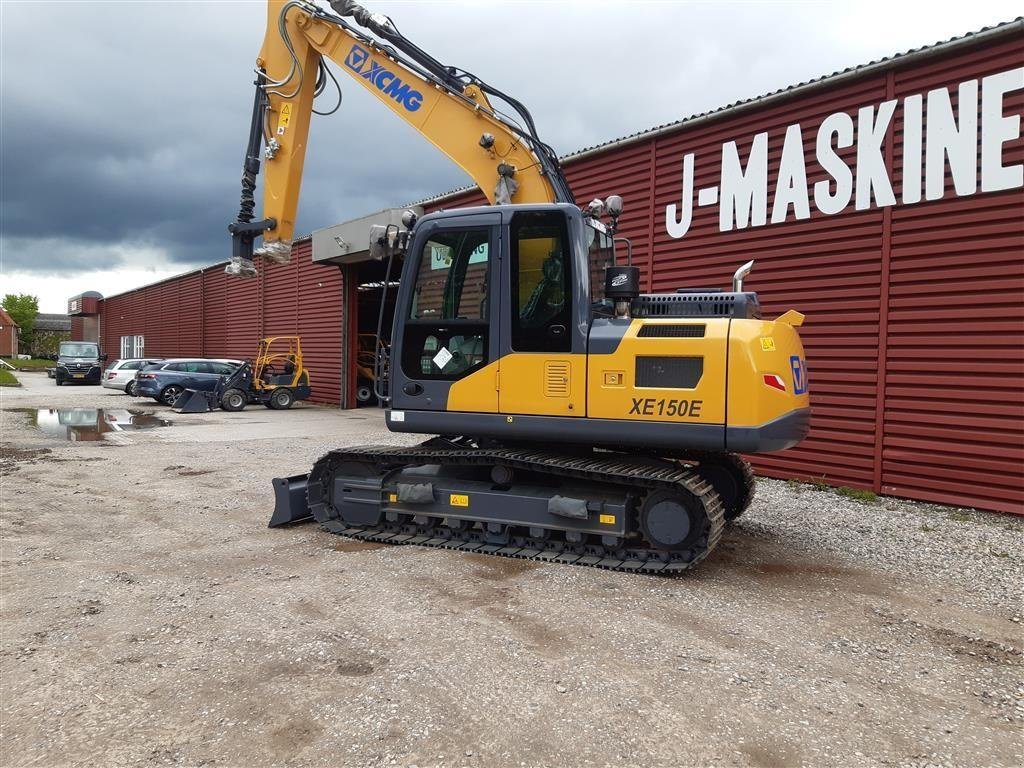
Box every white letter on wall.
[981,67,1024,193]
[926,80,979,200]
[856,100,897,210]
[814,112,854,215]
[720,133,768,231]
[772,124,811,223]
[666,153,695,239]
[902,94,923,204]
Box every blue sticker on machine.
[790,355,808,395]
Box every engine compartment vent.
[632,292,760,319]
[635,356,704,389]
[637,324,706,338]
[544,360,570,397]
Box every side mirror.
[101,353,109,361]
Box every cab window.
[510,211,571,352]
[402,226,491,380]
[409,230,489,321]
[586,223,615,305]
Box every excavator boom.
[228,0,573,276]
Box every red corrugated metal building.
[88,242,344,406]
[0,308,19,357]
[71,22,1024,513]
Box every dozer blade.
[269,474,312,527]
[172,389,215,414]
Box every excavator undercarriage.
[271,442,755,573]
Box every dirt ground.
[1,371,1021,768]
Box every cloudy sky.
[1,0,1019,312]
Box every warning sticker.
[760,337,776,352]
[388,493,398,502]
[432,346,453,370]
[276,103,292,135]
[450,494,469,507]
[599,514,616,525]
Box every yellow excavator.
[232,0,811,572]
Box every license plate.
[73,374,85,379]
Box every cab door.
[390,212,501,413]
[497,209,586,417]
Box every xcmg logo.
[344,44,423,112]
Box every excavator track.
[305,443,726,574]
[670,451,756,522]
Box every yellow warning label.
[760,337,776,351]
[450,494,469,507]
[599,514,616,525]
[388,493,397,502]
[276,103,292,134]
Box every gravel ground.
[1,371,1022,768]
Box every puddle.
[15,408,172,442]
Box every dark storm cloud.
[0,1,469,277]
[1,0,1019,284]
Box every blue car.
[134,358,242,406]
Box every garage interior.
[312,207,418,409]
[351,257,400,407]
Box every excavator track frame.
[304,443,730,574]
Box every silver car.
[102,358,163,396]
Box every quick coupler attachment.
[269,474,312,527]
[226,217,276,277]
[254,239,292,265]
[225,256,258,278]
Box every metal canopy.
[311,207,423,266]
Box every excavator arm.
[228,0,574,276]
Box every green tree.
[2,294,39,352]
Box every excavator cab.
[386,204,591,418]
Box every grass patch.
[809,477,830,492]
[946,509,973,523]
[0,369,20,386]
[1,357,52,370]
[837,486,878,503]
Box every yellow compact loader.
[174,337,311,413]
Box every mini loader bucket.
[172,389,216,414]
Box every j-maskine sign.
[665,66,1024,239]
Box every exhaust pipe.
[733,260,754,292]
